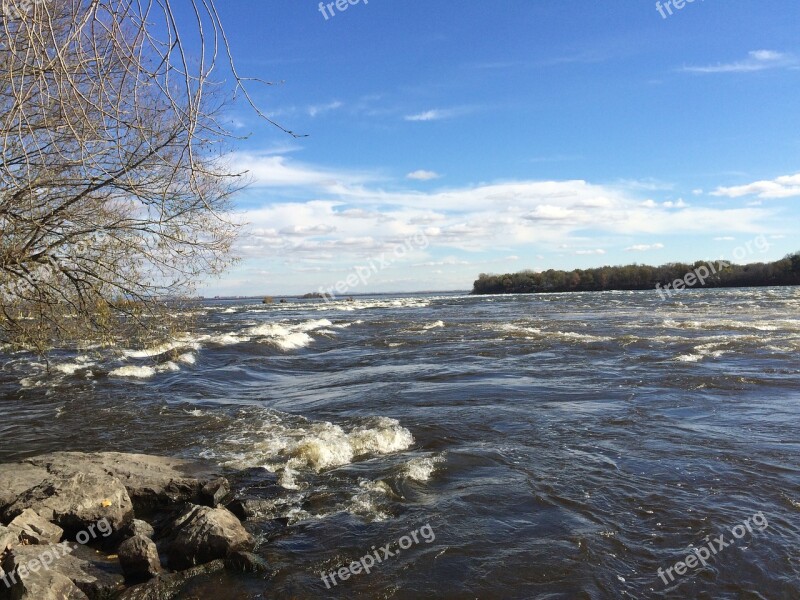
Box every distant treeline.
[472,252,800,295]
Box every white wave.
[202,333,250,346]
[109,365,157,378]
[422,320,445,330]
[675,353,704,362]
[346,479,393,521]
[222,307,237,313]
[501,324,611,343]
[109,361,180,379]
[123,340,200,359]
[54,358,95,375]
[401,455,444,482]
[218,414,414,474]
[247,318,333,351]
[307,297,431,312]
[287,419,413,471]
[177,352,196,365]
[273,332,313,350]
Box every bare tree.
[0,0,284,352]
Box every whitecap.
[109,365,157,378]
[401,455,444,482]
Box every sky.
[182,1,799,297]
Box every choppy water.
[1,288,799,599]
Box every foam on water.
[123,340,200,359]
[247,318,333,351]
[401,454,444,482]
[109,365,158,378]
[501,324,612,343]
[286,417,414,471]
[109,362,180,378]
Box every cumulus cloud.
[625,243,664,252]
[712,173,800,199]
[222,153,781,294]
[407,170,441,181]
[681,50,797,74]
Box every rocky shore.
[0,452,279,599]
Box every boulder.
[1,543,124,599]
[122,520,156,540]
[200,478,230,507]
[1,570,88,600]
[3,472,133,536]
[165,505,253,570]
[118,536,161,582]
[7,510,63,545]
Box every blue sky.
[188,1,798,296]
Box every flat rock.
[3,472,133,536]
[7,509,63,545]
[0,464,50,517]
[165,505,253,570]
[0,453,221,518]
[1,570,89,600]
[1,542,124,599]
[118,535,161,582]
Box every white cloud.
[219,153,782,294]
[713,236,736,241]
[404,107,469,122]
[307,101,343,117]
[682,50,797,74]
[625,243,664,252]
[712,173,800,199]
[228,153,373,188]
[662,199,688,208]
[406,170,441,181]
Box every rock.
[7,509,63,545]
[3,472,133,537]
[118,535,161,582]
[224,550,270,573]
[200,478,230,508]
[0,525,18,552]
[1,570,88,600]
[0,464,49,517]
[165,505,253,570]
[117,560,225,600]
[122,519,156,540]
[1,543,124,599]
[0,453,221,517]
